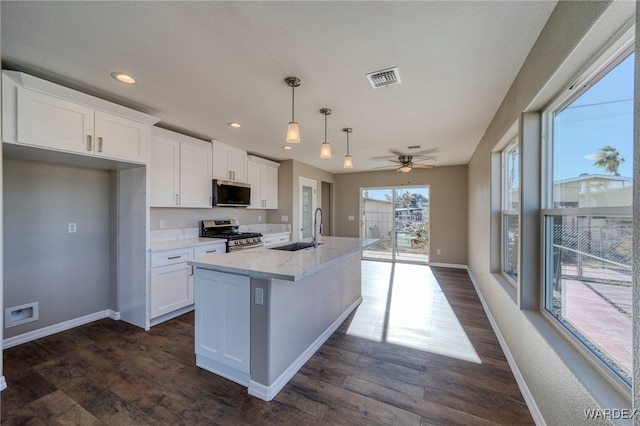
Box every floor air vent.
[366,67,401,89]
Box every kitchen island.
[188,236,378,401]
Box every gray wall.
[467,1,635,423]
[150,207,267,231]
[3,158,114,338]
[334,165,468,266]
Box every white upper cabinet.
[247,155,279,209]
[3,70,159,164]
[212,141,247,183]
[16,87,95,154]
[150,127,212,208]
[93,110,149,163]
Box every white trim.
[0,376,6,391]
[2,309,119,349]
[196,354,250,387]
[149,305,194,327]
[247,296,362,401]
[466,268,544,425]
[428,262,467,269]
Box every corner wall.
[467,1,635,423]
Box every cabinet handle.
[86,135,92,151]
[206,249,218,253]
[168,255,182,260]
[176,194,179,206]
[97,137,103,152]
[190,266,194,276]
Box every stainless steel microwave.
[212,179,251,207]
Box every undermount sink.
[270,242,321,251]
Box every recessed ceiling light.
[282,146,292,150]
[227,122,242,128]
[111,72,136,85]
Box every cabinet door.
[150,262,192,319]
[149,136,180,207]
[94,110,149,164]
[16,87,94,154]
[229,147,247,183]
[246,161,262,209]
[262,164,279,209]
[180,141,213,207]
[212,142,231,180]
[195,270,250,373]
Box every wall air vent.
[366,67,401,89]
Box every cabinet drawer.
[151,247,194,267]
[195,243,226,257]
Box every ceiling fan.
[373,150,437,172]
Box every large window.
[501,138,519,284]
[542,44,634,387]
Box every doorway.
[360,186,430,264]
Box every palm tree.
[593,145,625,176]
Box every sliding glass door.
[361,186,430,263]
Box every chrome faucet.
[313,207,323,247]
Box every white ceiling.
[1,1,557,174]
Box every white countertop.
[149,238,226,252]
[189,236,378,281]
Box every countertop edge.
[188,237,378,281]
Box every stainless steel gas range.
[200,218,263,252]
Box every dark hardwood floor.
[1,261,533,425]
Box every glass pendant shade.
[319,108,332,159]
[399,166,412,173]
[285,77,301,143]
[286,122,300,143]
[320,142,332,158]
[342,127,353,168]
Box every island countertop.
[188,236,378,281]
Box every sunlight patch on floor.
[347,261,481,364]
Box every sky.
[553,52,634,181]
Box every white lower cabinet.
[150,262,193,318]
[195,269,250,384]
[150,242,225,323]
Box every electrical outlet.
[159,219,165,228]
[258,215,262,223]
[255,288,264,305]
[281,215,288,222]
[436,249,441,255]
[68,223,77,233]
[348,215,355,221]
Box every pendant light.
[285,77,301,143]
[342,128,353,168]
[319,108,332,158]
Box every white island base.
[190,237,376,401]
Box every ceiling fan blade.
[413,164,435,169]
[373,165,397,170]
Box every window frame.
[540,32,634,395]
[500,137,520,286]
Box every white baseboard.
[429,262,467,269]
[466,269,544,425]
[248,296,363,401]
[2,309,119,349]
[150,305,194,327]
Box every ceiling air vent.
[366,67,401,89]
